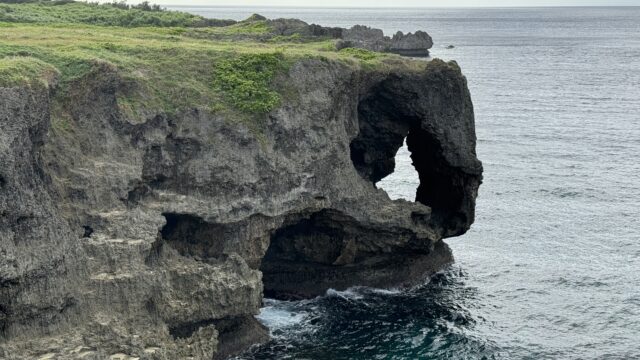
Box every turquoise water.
[176,6,640,359]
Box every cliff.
[0,3,482,359]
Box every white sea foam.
[256,305,308,330]
[325,287,366,301]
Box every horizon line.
[165,5,640,9]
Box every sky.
[133,0,640,7]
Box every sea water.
[173,6,640,359]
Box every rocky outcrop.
[237,16,434,57]
[0,57,481,359]
[337,26,433,57]
[390,30,434,57]
[339,25,389,52]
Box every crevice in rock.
[15,215,34,226]
[159,213,225,261]
[0,304,9,336]
[167,316,268,360]
[169,318,217,340]
[0,174,6,189]
[141,136,202,192]
[82,226,94,238]
[0,278,19,288]
[148,174,169,189]
[212,316,269,360]
[144,236,164,266]
[124,182,152,206]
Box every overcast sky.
[135,0,639,7]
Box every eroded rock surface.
[390,30,434,57]
[231,16,434,57]
[0,58,481,359]
[338,25,434,57]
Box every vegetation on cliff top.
[0,56,58,87]
[0,0,425,119]
[213,52,288,114]
[0,0,231,27]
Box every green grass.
[0,24,402,114]
[0,1,224,27]
[0,56,58,87]
[338,47,382,61]
[213,52,289,114]
[0,0,430,122]
[184,19,274,41]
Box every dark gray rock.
[267,18,344,39]
[338,25,433,57]
[390,30,434,57]
[238,15,434,57]
[268,18,311,36]
[341,25,389,52]
[0,58,481,358]
[244,13,267,22]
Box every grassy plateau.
[0,0,424,119]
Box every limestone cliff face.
[0,58,482,359]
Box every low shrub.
[213,52,288,114]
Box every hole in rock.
[160,213,225,260]
[349,87,469,233]
[349,99,411,186]
[263,210,346,267]
[260,208,447,300]
[0,175,6,188]
[82,226,94,238]
[377,140,420,200]
[349,87,419,194]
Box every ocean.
[172,6,640,359]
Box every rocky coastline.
[0,4,481,359]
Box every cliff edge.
[0,3,481,359]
